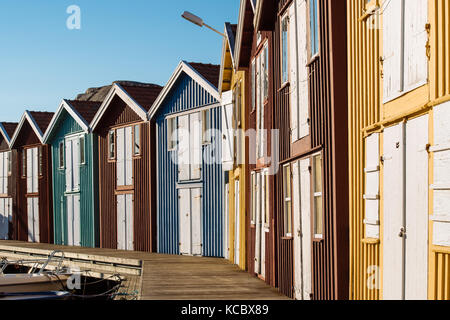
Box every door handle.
[398,227,406,238]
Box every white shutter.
[65,140,73,192]
[382,123,405,300]
[178,115,190,181]
[32,148,38,194]
[260,171,266,278]
[125,127,133,186]
[364,133,380,239]
[300,158,312,300]
[74,194,81,246]
[126,194,134,250]
[224,183,230,260]
[405,115,429,300]
[382,0,403,102]
[288,5,298,143]
[260,51,266,159]
[221,91,234,171]
[256,55,261,159]
[117,194,125,250]
[116,128,125,187]
[298,0,309,139]
[73,139,80,190]
[178,188,191,254]
[404,0,428,91]
[4,152,8,195]
[26,149,33,194]
[431,102,450,247]
[190,112,202,180]
[191,188,202,256]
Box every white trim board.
[10,111,46,147]
[43,100,90,144]
[90,83,148,131]
[148,61,220,120]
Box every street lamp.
[182,11,225,37]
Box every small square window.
[59,141,64,169]
[108,130,116,160]
[134,125,141,156]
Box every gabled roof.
[148,61,221,119]
[43,100,102,143]
[235,0,255,69]
[10,111,55,147]
[0,122,18,146]
[219,23,238,94]
[91,82,163,130]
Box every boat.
[0,291,70,301]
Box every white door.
[404,115,429,300]
[67,194,81,246]
[234,180,240,264]
[383,117,429,300]
[224,183,230,260]
[383,123,405,300]
[27,197,39,243]
[254,172,266,278]
[65,137,81,192]
[191,188,202,256]
[0,198,11,240]
[178,188,202,256]
[117,193,134,251]
[293,159,313,300]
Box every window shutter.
[298,0,310,139]
[404,0,428,91]
[73,139,80,190]
[431,103,450,246]
[116,128,125,187]
[178,115,190,181]
[364,133,380,239]
[288,5,299,143]
[190,112,202,180]
[27,197,34,242]
[125,126,133,186]
[382,0,403,102]
[221,91,234,171]
[65,141,73,192]
[26,149,33,194]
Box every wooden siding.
[49,111,99,248]
[274,0,349,300]
[155,72,223,257]
[347,0,382,300]
[96,96,155,252]
[0,136,17,240]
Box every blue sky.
[0,0,239,122]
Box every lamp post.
[181,11,225,37]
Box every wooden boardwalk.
[0,241,288,300]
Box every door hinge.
[425,23,431,60]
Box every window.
[309,0,319,57]
[134,125,141,156]
[382,0,428,102]
[281,13,289,84]
[22,150,26,177]
[80,136,85,164]
[256,42,269,160]
[283,164,292,236]
[167,117,177,150]
[202,109,211,144]
[108,130,116,160]
[59,141,64,169]
[313,153,323,238]
[38,146,43,176]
